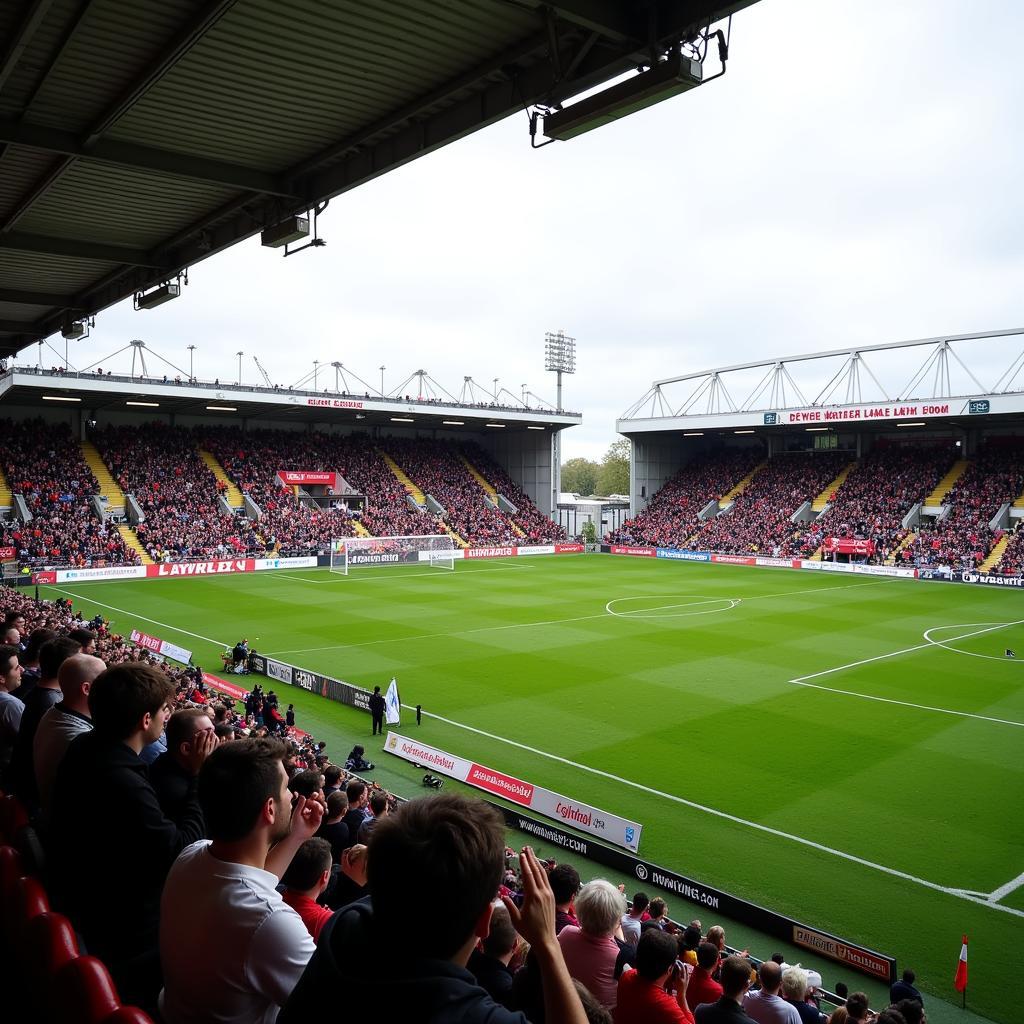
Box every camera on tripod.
[422,773,444,790]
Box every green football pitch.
[42,554,1023,1022]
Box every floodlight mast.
[545,330,576,517]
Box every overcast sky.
[35,0,1024,461]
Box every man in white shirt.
[34,653,105,817]
[0,644,24,774]
[620,891,648,947]
[743,961,801,1024]
[159,737,324,1024]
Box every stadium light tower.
[545,330,576,517]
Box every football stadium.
[0,3,1020,1024]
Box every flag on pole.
[954,935,969,993]
[384,677,401,725]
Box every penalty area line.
[406,705,1024,920]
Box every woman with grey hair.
[557,879,627,1009]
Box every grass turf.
[43,554,1023,1023]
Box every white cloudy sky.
[40,0,1024,460]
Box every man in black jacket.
[48,663,217,1008]
[695,956,758,1024]
[150,707,215,826]
[368,685,385,735]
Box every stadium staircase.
[927,459,968,504]
[117,524,153,564]
[440,523,469,548]
[379,451,426,505]
[80,440,126,509]
[720,461,766,504]
[351,520,371,537]
[811,461,857,512]
[980,534,1010,572]
[1013,484,1024,511]
[459,455,526,537]
[198,449,244,509]
[885,531,916,566]
[0,464,11,508]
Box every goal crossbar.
[330,534,455,575]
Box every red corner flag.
[954,935,969,992]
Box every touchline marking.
[265,564,534,584]
[408,705,1024,920]
[789,620,1024,728]
[988,870,1024,902]
[49,588,228,649]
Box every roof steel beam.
[0,119,300,197]
[0,318,45,335]
[0,286,73,305]
[1,0,239,232]
[0,230,160,266]
[0,0,59,94]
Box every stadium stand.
[781,444,958,562]
[690,452,850,555]
[909,439,1024,570]
[609,448,765,548]
[0,420,134,569]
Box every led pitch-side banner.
[277,471,337,487]
[822,537,875,556]
[383,732,643,853]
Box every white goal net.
[330,534,455,575]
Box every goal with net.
[330,534,455,575]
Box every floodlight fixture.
[734,429,756,434]
[541,53,702,142]
[261,215,309,248]
[442,420,464,426]
[527,425,545,430]
[897,421,927,427]
[485,422,506,428]
[683,431,704,436]
[544,330,576,374]
[126,401,160,408]
[61,316,92,340]
[391,417,415,423]
[134,282,180,310]
[42,395,81,402]
[206,405,237,411]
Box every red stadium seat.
[101,1007,156,1024]
[0,793,29,842]
[52,956,121,1024]
[22,911,80,985]
[0,843,25,902]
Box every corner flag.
[384,677,401,725]
[954,935,968,993]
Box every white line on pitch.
[988,870,1024,902]
[265,564,534,584]
[49,587,229,649]
[407,705,1024,920]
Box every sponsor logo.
[968,399,991,414]
[786,402,950,424]
[305,398,364,409]
[754,557,794,568]
[0,546,15,560]
[153,559,252,577]
[267,660,293,684]
[277,471,336,485]
[959,571,1024,587]
[352,689,372,711]
[400,741,457,771]
[555,543,585,554]
[792,926,892,981]
[387,735,398,750]
[610,545,655,557]
[202,673,248,701]
[294,669,318,691]
[350,552,401,565]
[517,545,555,556]
[763,412,778,425]
[656,548,710,562]
[468,765,535,805]
[466,546,516,558]
[711,554,755,565]
[635,864,649,880]
[625,826,635,845]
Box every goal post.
[330,534,455,575]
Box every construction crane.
[253,355,273,388]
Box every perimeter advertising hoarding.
[276,471,337,487]
[0,546,15,560]
[656,548,710,562]
[956,570,1024,587]
[610,545,656,557]
[490,803,896,983]
[129,628,192,665]
[247,653,373,712]
[384,732,642,852]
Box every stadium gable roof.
[0,0,756,357]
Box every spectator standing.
[687,944,725,1012]
[281,837,335,944]
[159,738,323,1024]
[49,663,216,1007]
[621,892,649,947]
[551,862,582,933]
[695,957,757,1024]
[0,644,24,776]
[558,879,628,1009]
[781,967,824,1024]
[150,708,215,826]
[280,793,589,1024]
[614,928,695,1024]
[33,652,104,817]
[315,789,350,862]
[743,962,800,1024]
[369,684,385,735]
[356,788,389,844]
[889,971,923,1007]
[467,902,519,1008]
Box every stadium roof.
[0,0,756,358]
[0,364,581,432]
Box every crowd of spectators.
[910,439,1024,570]
[610,449,765,548]
[93,423,261,562]
[384,437,524,544]
[462,443,567,542]
[0,419,134,568]
[690,452,849,556]
[782,444,956,562]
